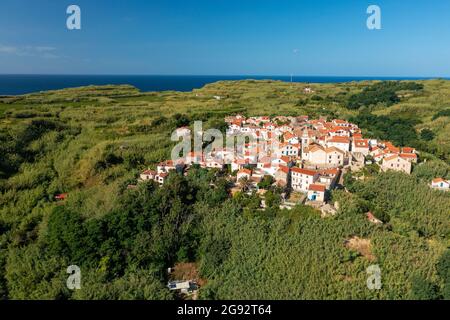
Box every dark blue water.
[0,74,446,95]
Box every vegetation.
[0,80,449,300]
[346,81,423,110]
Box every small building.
[307,184,326,202]
[155,173,168,185]
[157,160,177,174]
[381,154,412,174]
[55,193,68,201]
[431,178,450,191]
[352,139,370,156]
[140,169,156,181]
[237,168,252,181]
[167,281,198,294]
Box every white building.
[291,167,319,192]
[431,178,450,191]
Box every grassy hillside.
[0,79,449,300]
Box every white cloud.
[0,44,59,58]
[0,45,18,54]
[35,46,56,53]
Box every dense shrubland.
[0,80,449,299]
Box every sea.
[0,74,446,96]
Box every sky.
[0,0,449,76]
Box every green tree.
[420,128,435,141]
[410,275,439,300]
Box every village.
[139,114,424,215]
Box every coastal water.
[0,74,445,96]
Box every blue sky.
[0,0,449,76]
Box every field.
[0,79,449,300]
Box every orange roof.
[399,153,417,159]
[291,167,317,176]
[307,144,325,153]
[159,160,175,166]
[280,156,291,163]
[320,168,340,176]
[308,184,326,192]
[354,139,369,148]
[238,168,252,175]
[283,132,295,140]
[55,193,68,200]
[328,136,350,143]
[277,165,290,174]
[402,147,415,153]
[432,178,446,183]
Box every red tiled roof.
[354,139,369,148]
[238,168,252,175]
[308,184,326,192]
[278,165,290,174]
[320,168,340,176]
[399,153,417,159]
[55,193,68,200]
[328,136,350,143]
[280,156,291,163]
[291,167,317,176]
[402,147,415,153]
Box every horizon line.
[0,73,449,79]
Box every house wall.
[326,150,344,166]
[382,158,412,174]
[307,190,325,202]
[327,142,350,152]
[291,173,318,192]
[308,150,327,164]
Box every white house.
[326,136,350,152]
[279,143,300,157]
[325,147,345,167]
[307,184,326,202]
[291,167,319,192]
[381,154,412,174]
[431,178,450,190]
[352,139,370,156]
[140,169,156,181]
[303,145,344,167]
[157,160,176,174]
